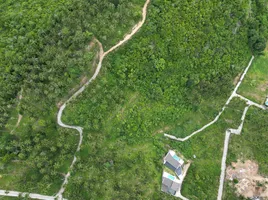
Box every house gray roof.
[170,181,180,191]
[161,185,169,193]
[162,173,181,196]
[162,177,173,188]
[165,153,181,170]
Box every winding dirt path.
[56,0,150,199]
[0,1,150,200]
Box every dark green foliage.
[0,0,144,194]
[0,0,267,198]
[0,0,144,128]
[247,0,268,54]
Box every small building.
[163,150,184,179]
[161,171,181,196]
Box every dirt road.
[55,0,151,199]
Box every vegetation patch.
[0,0,267,199]
[238,47,268,104]
[224,107,268,199]
[0,0,144,194]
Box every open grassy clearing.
[238,46,268,104]
[223,107,268,199]
[167,96,247,138]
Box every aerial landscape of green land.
[0,0,267,199]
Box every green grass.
[0,196,32,200]
[0,162,26,189]
[167,97,247,138]
[223,107,268,199]
[65,133,164,199]
[238,48,268,104]
[62,77,247,199]
[227,107,268,173]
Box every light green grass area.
[0,162,26,189]
[238,47,268,104]
[223,107,268,199]
[157,95,225,138]
[169,98,247,200]
[4,109,19,133]
[168,97,247,138]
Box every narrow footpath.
[10,89,23,134]
[217,104,250,200]
[55,0,151,199]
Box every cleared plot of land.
[238,49,268,104]
[226,160,268,199]
[223,107,268,199]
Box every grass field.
[62,80,248,199]
[238,47,268,104]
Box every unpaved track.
[175,163,191,200]
[0,1,150,199]
[217,105,250,200]
[10,89,23,134]
[56,0,151,199]
[0,190,65,200]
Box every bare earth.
[226,160,268,199]
[233,73,242,86]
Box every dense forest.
[0,0,267,199]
